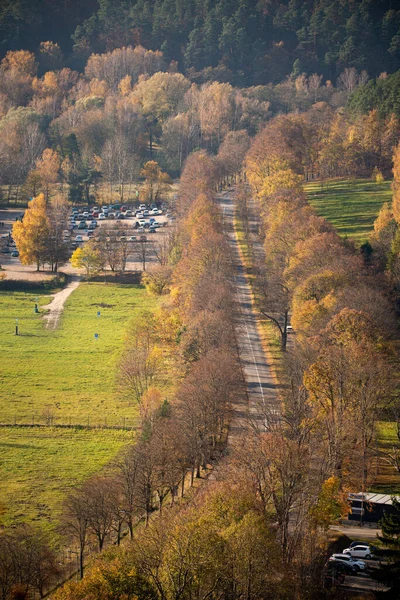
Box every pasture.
[305,178,393,243]
[0,282,157,529]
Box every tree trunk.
[79,549,84,580]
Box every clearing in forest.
[306,178,392,243]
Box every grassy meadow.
[305,178,393,243]
[0,283,157,424]
[0,282,157,530]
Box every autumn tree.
[118,319,162,405]
[142,266,173,295]
[61,490,90,579]
[13,194,50,270]
[71,243,103,275]
[140,161,172,205]
[35,148,60,201]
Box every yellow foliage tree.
[36,148,60,201]
[12,194,49,271]
[141,161,172,204]
[309,477,346,530]
[71,244,103,275]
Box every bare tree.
[133,237,151,271]
[118,321,160,405]
[61,490,90,579]
[115,444,141,538]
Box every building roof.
[348,493,400,505]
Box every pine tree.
[372,497,400,597]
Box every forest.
[2,0,400,85]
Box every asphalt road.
[218,190,280,441]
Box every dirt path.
[42,275,81,329]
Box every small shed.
[348,492,400,523]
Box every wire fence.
[0,416,138,431]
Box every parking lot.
[0,203,175,277]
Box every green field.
[0,428,133,530]
[306,179,393,243]
[0,282,157,530]
[0,283,157,424]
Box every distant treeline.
[2,0,400,85]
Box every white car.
[136,212,144,219]
[138,219,146,227]
[128,236,137,241]
[343,546,372,559]
[329,554,366,572]
[98,213,106,220]
[75,235,83,242]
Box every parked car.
[82,212,90,218]
[139,204,146,211]
[138,219,146,227]
[128,236,137,241]
[343,546,373,559]
[137,226,145,232]
[78,222,87,230]
[11,250,19,257]
[349,541,371,549]
[149,227,157,233]
[143,210,149,216]
[329,554,366,572]
[98,213,106,220]
[125,210,133,216]
[88,223,96,230]
[92,212,99,218]
[87,231,94,238]
[116,213,125,219]
[108,213,115,219]
[121,205,127,212]
[75,235,83,242]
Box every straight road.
[218,190,280,442]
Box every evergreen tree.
[372,497,400,598]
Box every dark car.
[11,250,19,257]
[116,213,125,219]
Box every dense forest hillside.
[2,0,400,84]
